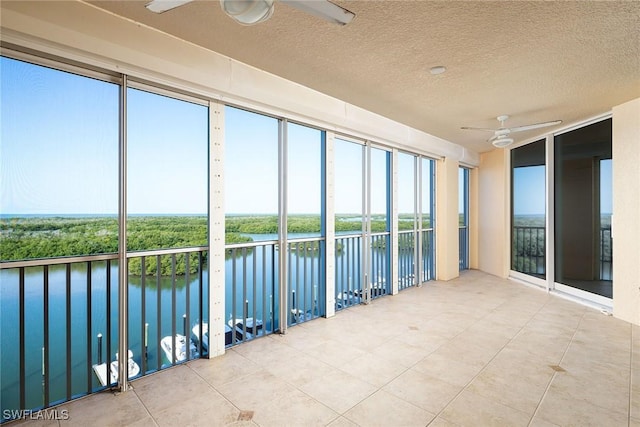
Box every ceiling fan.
[462,115,562,148]
[145,0,355,26]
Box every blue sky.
[1,56,611,218]
[513,163,612,215]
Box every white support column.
[391,149,399,295]
[208,101,226,357]
[435,157,460,281]
[278,120,289,333]
[325,132,336,317]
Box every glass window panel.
[554,119,612,298]
[334,139,363,234]
[224,106,279,243]
[0,57,119,261]
[370,147,390,232]
[511,139,546,278]
[421,158,435,229]
[287,123,323,237]
[398,152,416,230]
[126,87,208,252]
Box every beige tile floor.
[11,270,640,427]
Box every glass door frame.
[509,115,613,308]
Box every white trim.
[324,132,336,318]
[552,113,612,137]
[208,100,226,357]
[553,283,613,310]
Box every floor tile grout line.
[526,307,588,427]
[428,280,555,425]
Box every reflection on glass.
[398,152,416,229]
[511,139,546,278]
[554,119,612,298]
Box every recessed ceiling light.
[429,66,447,75]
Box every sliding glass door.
[510,118,613,304]
[511,139,546,280]
[554,119,612,299]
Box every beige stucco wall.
[477,149,510,278]
[436,157,460,281]
[612,97,640,325]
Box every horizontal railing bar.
[126,246,208,258]
[286,236,324,244]
[225,240,278,249]
[1,253,119,269]
[370,232,390,237]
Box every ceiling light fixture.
[492,137,514,148]
[220,0,275,25]
[429,66,446,75]
[146,0,355,26]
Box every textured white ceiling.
[87,0,640,152]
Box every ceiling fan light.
[220,0,275,25]
[492,137,514,148]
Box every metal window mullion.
[106,261,112,383]
[171,254,177,364]
[43,266,50,405]
[363,143,371,304]
[118,75,129,391]
[156,255,161,372]
[278,119,289,333]
[86,261,92,393]
[185,253,190,359]
[140,257,147,373]
[546,134,554,291]
[66,264,72,400]
[19,267,25,409]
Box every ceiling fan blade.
[508,120,562,133]
[280,0,355,25]
[145,0,194,13]
[460,126,497,132]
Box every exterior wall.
[477,149,510,278]
[612,97,640,325]
[435,157,460,281]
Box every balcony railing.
[421,229,435,282]
[512,226,545,276]
[0,248,208,422]
[398,230,416,291]
[459,226,469,270]
[287,238,325,325]
[512,226,612,280]
[225,241,278,345]
[335,234,362,311]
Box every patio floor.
[11,270,640,426]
